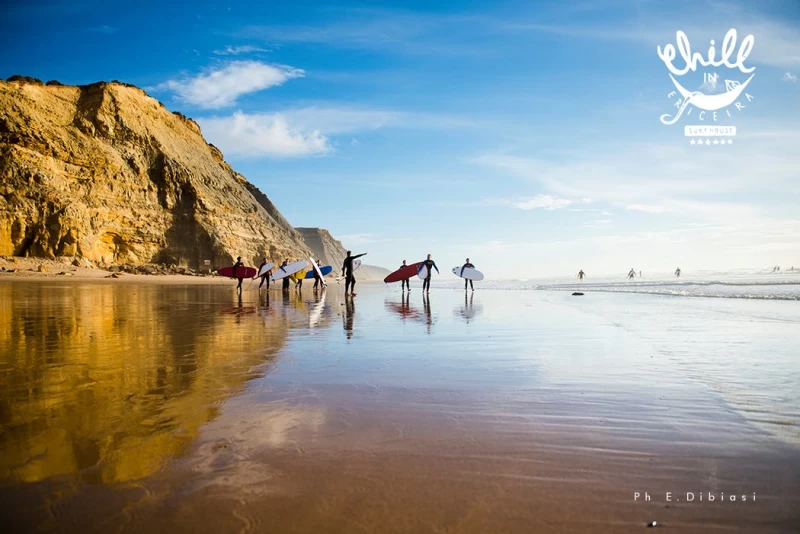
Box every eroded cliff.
[0,78,313,269]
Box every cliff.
[296,227,390,280]
[0,78,314,269]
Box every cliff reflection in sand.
[0,282,289,484]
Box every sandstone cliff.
[0,78,314,269]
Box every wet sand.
[1,280,798,532]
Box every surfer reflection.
[257,257,271,291]
[233,256,245,293]
[675,267,681,278]
[577,269,586,280]
[342,250,367,297]
[422,293,433,334]
[457,292,481,323]
[461,258,475,291]
[343,294,355,339]
[400,260,411,292]
[419,254,439,293]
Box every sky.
[2,0,799,278]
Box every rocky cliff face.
[0,78,314,269]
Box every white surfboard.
[309,257,326,286]
[271,260,309,282]
[417,265,430,280]
[336,259,362,281]
[253,262,274,279]
[452,266,484,281]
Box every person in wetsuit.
[278,259,291,292]
[461,258,475,291]
[400,260,411,292]
[342,250,367,296]
[420,254,439,293]
[577,269,586,280]
[675,267,681,278]
[313,259,326,290]
[232,256,244,293]
[257,257,271,291]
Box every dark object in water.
[572,292,584,296]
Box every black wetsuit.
[342,253,366,294]
[313,262,324,290]
[420,259,439,292]
[461,262,475,290]
[400,264,411,291]
[257,261,270,290]
[232,260,244,291]
[277,262,290,292]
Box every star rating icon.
[688,137,735,146]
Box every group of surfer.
[575,267,683,280]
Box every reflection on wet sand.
[0,282,289,484]
[343,295,355,339]
[455,292,482,323]
[384,293,422,322]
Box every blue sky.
[3,0,799,278]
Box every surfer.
[232,256,244,293]
[675,267,681,278]
[420,254,439,293]
[461,258,475,291]
[257,257,271,291]
[279,259,291,292]
[577,269,586,280]
[628,268,636,280]
[342,251,367,296]
[399,260,412,292]
[313,259,326,290]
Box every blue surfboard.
[304,265,333,279]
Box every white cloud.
[626,204,668,214]
[784,72,798,83]
[197,107,474,158]
[213,45,270,55]
[198,111,329,158]
[155,61,303,109]
[514,194,579,210]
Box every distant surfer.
[233,256,244,293]
[420,254,439,293]
[675,267,681,278]
[295,264,304,292]
[461,258,475,291]
[342,250,367,297]
[257,257,271,291]
[313,259,326,290]
[400,260,411,292]
[577,269,586,280]
[628,268,636,280]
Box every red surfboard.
[384,262,423,283]
[217,265,257,278]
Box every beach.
[0,276,798,533]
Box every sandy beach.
[1,277,797,533]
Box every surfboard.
[417,265,430,280]
[304,260,333,279]
[452,266,484,281]
[253,262,274,279]
[384,262,422,283]
[270,260,309,282]
[218,265,257,279]
[335,259,361,281]
[290,268,308,282]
